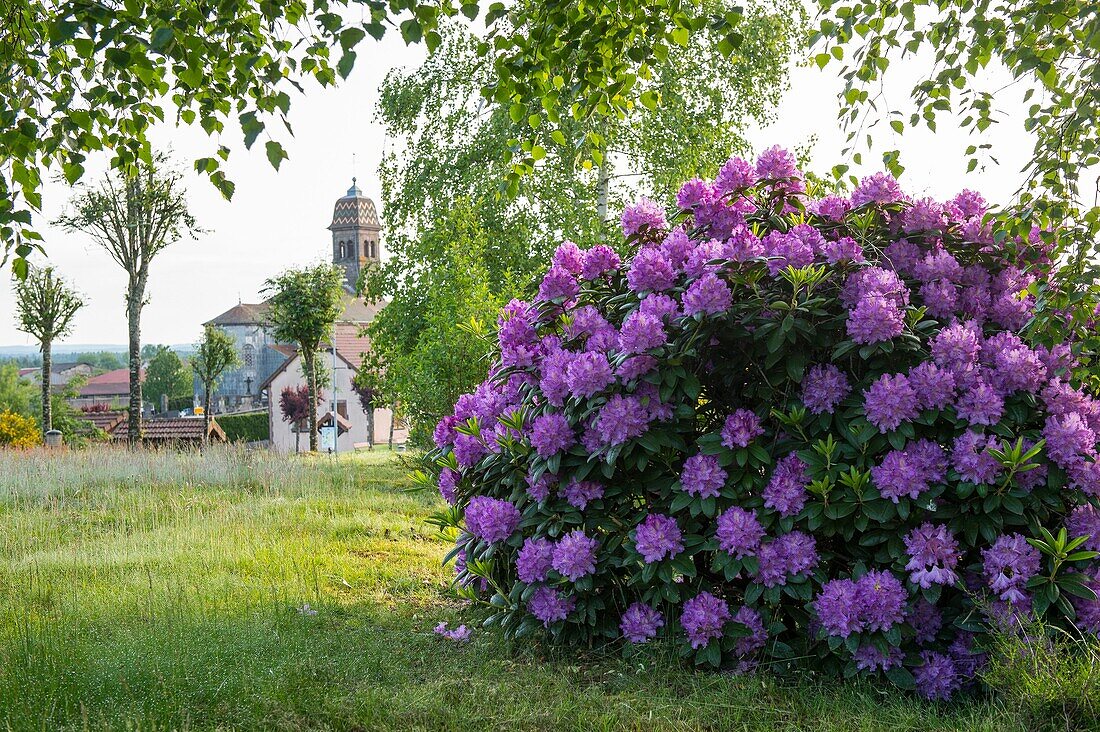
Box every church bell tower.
[328,178,382,293]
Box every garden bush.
[218,410,270,443]
[422,147,1100,700]
[0,410,40,448]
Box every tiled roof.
[338,293,382,324]
[319,411,353,434]
[205,302,270,326]
[79,410,126,432]
[331,322,371,370]
[50,362,92,373]
[79,368,143,397]
[110,417,226,442]
[18,368,36,377]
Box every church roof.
[205,302,270,326]
[328,179,381,231]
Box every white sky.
[0,31,1067,349]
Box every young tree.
[351,367,380,449]
[13,265,85,435]
[264,264,345,451]
[191,325,241,445]
[279,384,323,453]
[55,155,198,444]
[144,345,192,411]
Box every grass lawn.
[0,446,1032,731]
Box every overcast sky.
[0,28,1063,349]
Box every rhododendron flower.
[464,496,520,544]
[681,591,730,648]
[530,413,575,458]
[951,431,1003,485]
[1066,504,1100,552]
[716,507,765,558]
[682,272,732,316]
[552,530,599,581]
[561,479,603,510]
[595,394,651,446]
[621,198,667,238]
[904,523,960,588]
[581,245,621,279]
[801,364,850,414]
[516,537,555,584]
[528,586,574,626]
[872,440,946,503]
[626,247,676,292]
[756,532,817,587]
[915,652,961,700]
[720,409,763,448]
[763,454,809,517]
[620,603,665,643]
[538,265,580,302]
[565,351,614,399]
[863,373,919,433]
[681,453,727,498]
[627,513,681,563]
[983,534,1041,603]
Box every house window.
[337,400,348,419]
[242,343,255,368]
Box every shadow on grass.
[0,601,1024,732]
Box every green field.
[0,447,1031,731]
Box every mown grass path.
[0,447,1024,731]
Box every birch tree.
[56,156,197,443]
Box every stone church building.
[198,180,405,450]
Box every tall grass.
[0,446,1033,731]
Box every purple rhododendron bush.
[422,146,1100,700]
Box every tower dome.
[328,178,382,293]
[329,178,381,231]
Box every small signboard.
[320,425,336,452]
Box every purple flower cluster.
[983,533,1041,603]
[681,453,727,498]
[634,514,684,563]
[756,531,818,587]
[565,351,614,399]
[720,409,763,448]
[681,591,731,649]
[1066,504,1100,552]
[581,245,621,279]
[464,496,520,544]
[763,454,809,517]
[814,570,907,638]
[627,247,676,292]
[561,479,604,510]
[682,272,732,316]
[530,413,575,458]
[716,507,765,558]
[863,373,919,433]
[621,198,667,238]
[516,538,555,583]
[914,652,961,700]
[552,530,599,581]
[872,440,946,502]
[528,586,574,626]
[951,431,1003,484]
[595,394,651,445]
[620,603,665,643]
[904,523,960,588]
[802,364,850,414]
